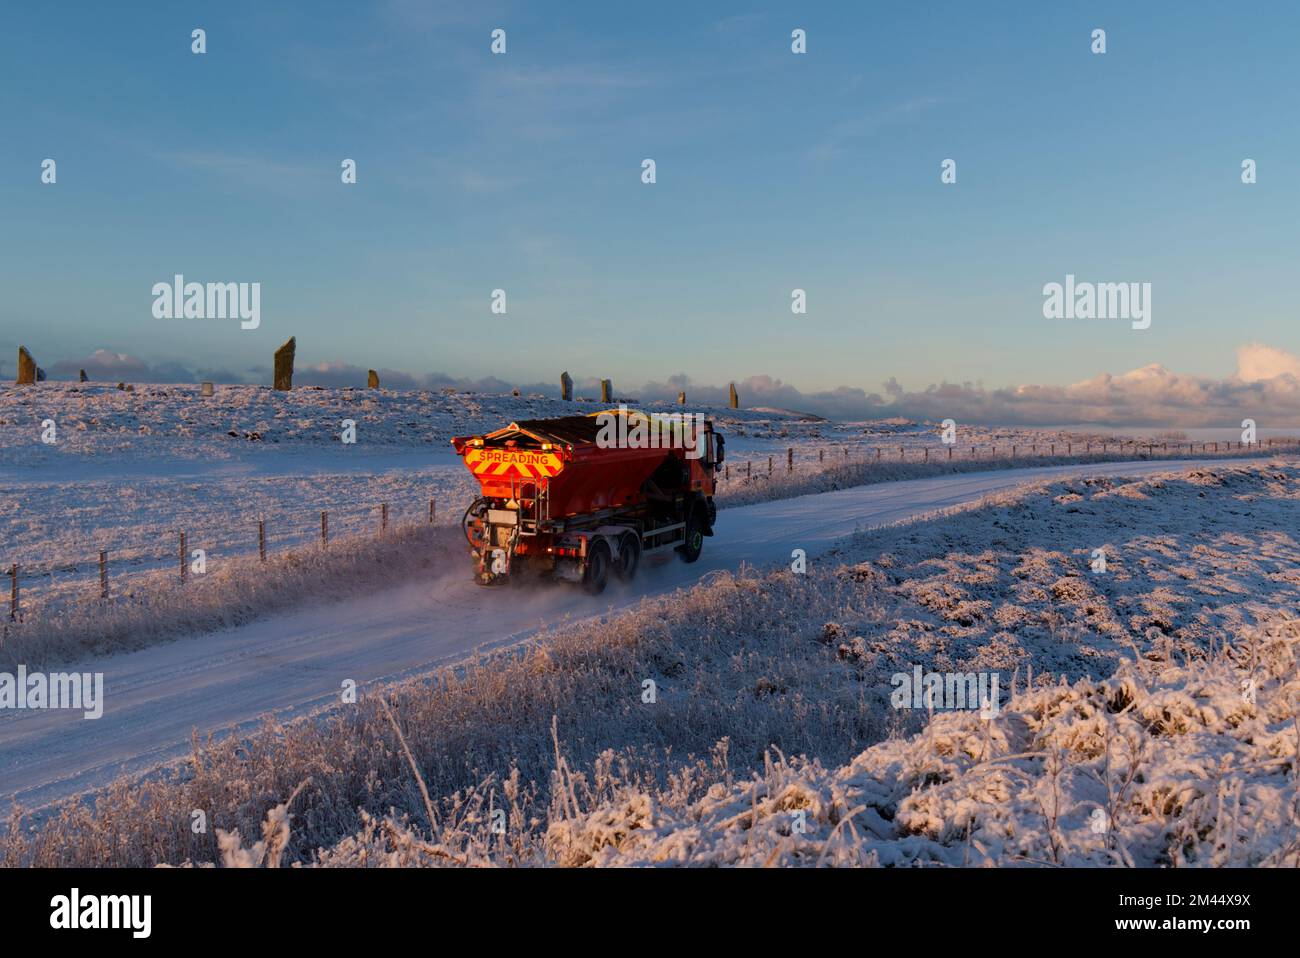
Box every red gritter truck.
[451,408,725,593]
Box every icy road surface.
[0,458,1228,816]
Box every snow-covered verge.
[308,621,1300,868]
[5,462,1299,867]
[546,622,1300,867]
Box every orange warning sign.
[464,448,562,479]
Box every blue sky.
[3,1,1299,421]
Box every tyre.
[582,538,612,594]
[614,531,641,581]
[676,504,704,563]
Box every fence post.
[381,503,389,536]
[746,461,752,478]
[321,511,329,547]
[9,564,17,620]
[948,447,952,460]
[179,532,187,583]
[768,456,773,475]
[259,519,267,561]
[99,551,108,599]
[429,498,436,524]
[787,448,793,473]
[819,448,824,463]
[725,464,730,480]
[1050,444,1054,455]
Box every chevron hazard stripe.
[464,448,562,480]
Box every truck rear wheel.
[614,531,641,581]
[676,504,704,563]
[583,539,611,594]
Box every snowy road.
[0,458,1229,815]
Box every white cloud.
[1235,342,1300,382]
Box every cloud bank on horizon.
[14,343,1300,428]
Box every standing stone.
[678,391,686,405]
[16,347,36,385]
[274,337,295,391]
[36,367,46,382]
[560,371,573,401]
[600,379,612,403]
[367,369,379,389]
[729,382,739,409]
[200,381,214,397]
[79,369,88,382]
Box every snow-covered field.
[0,380,1145,468]
[5,458,1298,867]
[2,382,1284,620]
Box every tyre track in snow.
[0,458,1234,816]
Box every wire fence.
[717,436,1300,484]
[5,495,442,620]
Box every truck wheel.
[676,505,704,563]
[583,539,611,594]
[614,531,641,581]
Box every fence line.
[721,436,1300,484]
[3,495,440,623]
